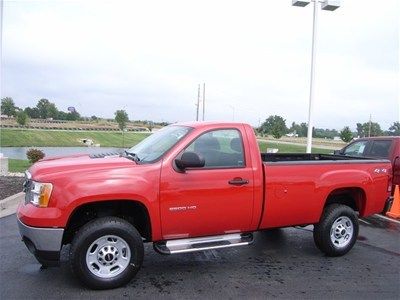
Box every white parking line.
[373,214,400,225]
[359,219,372,225]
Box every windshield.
[126,125,191,163]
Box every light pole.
[292,0,340,153]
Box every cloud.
[2,0,399,130]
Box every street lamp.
[292,0,340,153]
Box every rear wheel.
[313,204,358,257]
[70,217,144,289]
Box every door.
[159,128,254,240]
[365,140,393,159]
[342,140,369,157]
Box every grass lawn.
[257,140,332,154]
[2,130,330,173]
[1,129,150,147]
[8,159,32,173]
[6,141,330,173]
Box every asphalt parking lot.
[0,214,399,299]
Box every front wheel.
[313,204,359,257]
[70,217,144,289]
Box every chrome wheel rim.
[330,216,354,249]
[86,235,131,278]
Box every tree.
[356,122,383,137]
[67,111,81,121]
[16,111,29,126]
[289,122,301,136]
[299,123,308,137]
[313,128,339,139]
[115,110,129,131]
[57,111,69,120]
[356,123,363,137]
[388,122,400,136]
[36,98,58,119]
[1,97,17,117]
[271,124,285,139]
[24,107,40,119]
[260,115,287,139]
[340,126,353,142]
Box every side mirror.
[334,149,345,155]
[175,152,205,170]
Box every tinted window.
[343,141,368,156]
[368,140,392,158]
[184,129,245,168]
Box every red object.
[18,122,392,242]
[337,136,400,191]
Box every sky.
[1,0,399,130]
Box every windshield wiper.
[124,150,140,162]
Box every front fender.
[19,163,163,241]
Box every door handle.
[228,178,249,186]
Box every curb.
[0,192,24,218]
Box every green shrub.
[26,148,45,163]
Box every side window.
[367,140,392,159]
[343,141,368,157]
[185,129,245,168]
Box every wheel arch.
[63,199,152,245]
[323,187,367,216]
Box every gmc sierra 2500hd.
[18,122,392,289]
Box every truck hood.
[29,153,136,181]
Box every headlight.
[28,181,53,207]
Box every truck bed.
[261,153,386,163]
[259,153,391,230]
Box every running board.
[153,233,254,255]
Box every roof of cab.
[355,136,400,141]
[171,121,250,129]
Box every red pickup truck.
[18,122,392,289]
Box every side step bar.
[153,233,254,255]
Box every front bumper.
[17,216,64,266]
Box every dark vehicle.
[334,136,400,210]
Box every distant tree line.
[2,97,398,140]
[1,97,171,129]
[258,115,399,141]
[1,97,81,125]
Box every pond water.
[0,147,125,160]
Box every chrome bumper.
[17,217,64,266]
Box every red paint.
[338,136,400,191]
[17,122,392,242]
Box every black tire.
[313,204,359,257]
[70,217,144,289]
